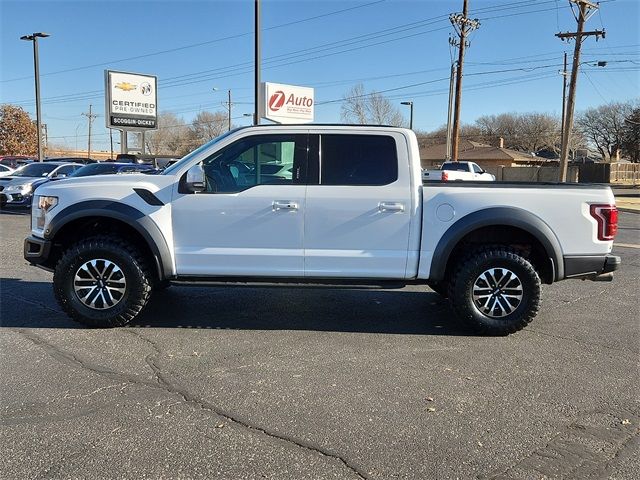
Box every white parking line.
[614,243,640,249]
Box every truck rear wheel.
[448,247,541,335]
[53,235,152,328]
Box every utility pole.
[109,129,114,159]
[449,0,480,162]
[560,52,569,150]
[221,89,233,131]
[254,0,261,126]
[556,0,605,182]
[81,104,98,159]
[445,61,457,160]
[42,123,48,156]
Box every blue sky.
[1,0,638,151]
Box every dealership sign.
[261,82,314,124]
[105,70,157,130]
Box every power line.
[5,0,587,106]
[0,0,388,83]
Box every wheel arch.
[429,207,564,284]
[45,201,174,281]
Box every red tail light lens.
[590,204,618,241]
[441,171,449,182]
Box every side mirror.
[185,164,206,193]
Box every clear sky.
[1,0,638,151]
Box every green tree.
[0,104,37,155]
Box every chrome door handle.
[379,202,405,212]
[272,200,299,211]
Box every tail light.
[590,204,618,241]
[441,171,449,182]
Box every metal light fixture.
[401,101,414,130]
[20,32,50,162]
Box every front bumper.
[564,254,621,281]
[1,192,33,207]
[24,235,53,269]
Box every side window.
[56,165,77,176]
[201,134,308,193]
[320,134,398,186]
[472,164,483,174]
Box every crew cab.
[24,125,620,335]
[423,161,496,182]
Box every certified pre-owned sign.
[261,82,314,124]
[105,70,158,130]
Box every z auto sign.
[105,70,158,130]
[262,82,314,124]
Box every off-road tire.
[448,246,541,335]
[53,235,153,327]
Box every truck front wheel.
[53,235,153,328]
[448,247,541,335]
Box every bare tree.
[190,111,227,145]
[0,104,37,155]
[145,112,191,156]
[576,101,636,160]
[415,124,483,148]
[621,107,640,163]
[475,112,561,153]
[341,83,405,126]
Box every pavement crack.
[19,328,368,480]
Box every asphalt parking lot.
[1,209,638,480]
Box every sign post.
[260,82,314,124]
[105,70,158,154]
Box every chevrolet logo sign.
[115,82,137,92]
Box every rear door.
[304,132,414,278]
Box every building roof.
[419,140,543,163]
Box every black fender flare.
[428,206,564,282]
[45,200,174,280]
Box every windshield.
[71,163,120,177]
[162,129,239,175]
[441,162,469,172]
[12,163,58,177]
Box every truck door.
[304,132,414,279]
[171,133,309,276]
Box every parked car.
[0,164,15,178]
[423,161,496,182]
[25,125,620,335]
[70,162,156,177]
[0,162,82,208]
[44,156,96,165]
[0,155,35,169]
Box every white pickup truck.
[423,161,496,182]
[24,125,620,335]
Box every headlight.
[5,183,32,193]
[34,196,58,230]
[38,195,58,212]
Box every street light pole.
[20,32,50,162]
[401,101,414,130]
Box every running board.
[170,276,411,290]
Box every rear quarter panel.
[417,183,615,279]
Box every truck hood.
[35,173,176,196]
[0,176,47,188]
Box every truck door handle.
[378,202,405,213]
[272,200,299,211]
